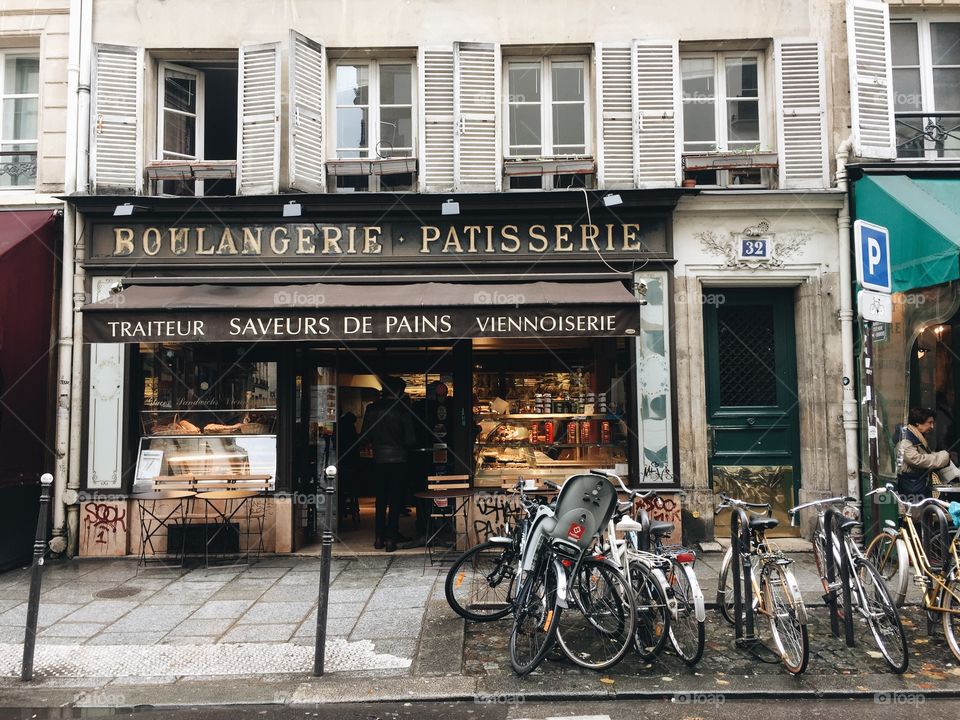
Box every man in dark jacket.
[360,377,416,551]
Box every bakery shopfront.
[71,191,681,556]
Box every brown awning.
[83,281,641,343]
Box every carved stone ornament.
[696,218,812,270]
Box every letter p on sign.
[854,220,892,294]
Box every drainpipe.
[50,0,84,554]
[65,0,93,556]
[836,134,860,501]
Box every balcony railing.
[0,149,38,187]
[895,112,960,160]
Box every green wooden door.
[704,288,801,537]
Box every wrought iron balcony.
[0,149,38,187]
[895,112,960,160]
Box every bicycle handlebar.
[788,496,857,515]
[864,483,951,512]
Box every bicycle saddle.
[649,521,674,537]
[748,516,779,531]
[837,517,860,531]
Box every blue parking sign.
[854,220,891,293]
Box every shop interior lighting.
[282,200,302,218]
[441,198,460,216]
[602,193,623,207]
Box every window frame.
[155,61,206,195]
[329,57,417,192]
[501,54,592,191]
[891,13,960,160]
[0,50,40,190]
[680,50,768,188]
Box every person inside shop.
[360,376,416,552]
[897,407,960,501]
[336,411,360,527]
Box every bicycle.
[716,494,809,675]
[864,483,960,662]
[790,495,908,673]
[594,468,705,666]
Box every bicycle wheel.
[763,563,809,675]
[941,573,960,663]
[445,540,515,622]
[509,552,561,676]
[555,559,636,670]
[865,532,909,607]
[855,557,908,673]
[629,559,670,660]
[666,559,705,666]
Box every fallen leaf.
[716,679,730,686]
[866,650,883,659]
[600,677,615,685]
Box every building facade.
[54,0,875,556]
[0,1,68,567]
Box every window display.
[134,345,278,490]
[472,340,630,486]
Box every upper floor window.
[891,17,960,159]
[1,52,39,188]
[331,60,415,191]
[504,56,592,190]
[150,58,237,196]
[681,52,768,187]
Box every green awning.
[854,175,960,293]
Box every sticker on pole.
[854,220,892,293]
[858,289,892,323]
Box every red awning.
[0,209,58,260]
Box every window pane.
[509,104,541,149]
[0,142,37,187]
[335,174,369,192]
[933,68,960,111]
[164,71,197,114]
[380,64,412,105]
[336,65,369,106]
[552,103,584,148]
[337,107,368,149]
[727,99,759,142]
[931,23,960,66]
[163,110,196,156]
[682,100,715,143]
[509,63,540,102]
[725,57,758,98]
[891,23,920,66]
[682,57,715,99]
[509,175,543,190]
[379,106,413,155]
[3,97,38,140]
[4,56,39,95]
[893,68,923,111]
[552,62,584,102]
[379,172,415,191]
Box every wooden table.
[131,490,196,568]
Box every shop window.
[472,338,630,487]
[891,17,960,159]
[149,59,238,196]
[680,52,771,188]
[134,345,277,491]
[503,56,594,190]
[0,52,39,188]
[329,60,416,191]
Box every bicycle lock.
[822,507,854,646]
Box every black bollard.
[22,473,54,682]
[314,465,337,676]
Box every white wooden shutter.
[288,31,325,192]
[775,39,828,189]
[595,43,635,189]
[91,44,143,193]
[418,46,455,192]
[454,42,499,191]
[846,0,896,159]
[634,40,680,187]
[237,42,281,195]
